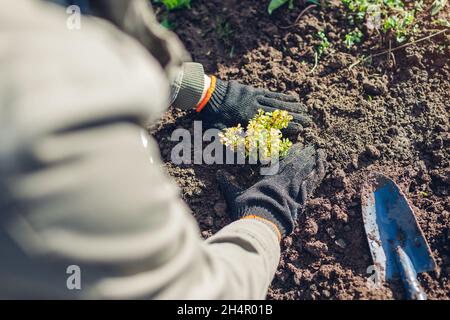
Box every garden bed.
[152,0,449,299]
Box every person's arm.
[170,63,210,110]
[47,0,309,133]
[0,0,280,299]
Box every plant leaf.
[156,0,191,11]
[161,17,173,29]
[288,0,294,10]
[268,0,290,15]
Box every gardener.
[0,0,326,299]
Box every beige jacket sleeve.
[0,0,280,299]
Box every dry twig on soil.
[349,29,448,70]
[280,4,317,29]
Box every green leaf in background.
[154,0,191,11]
[161,16,173,29]
[431,0,447,16]
[268,0,294,15]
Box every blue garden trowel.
[361,173,437,300]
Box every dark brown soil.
[151,0,449,299]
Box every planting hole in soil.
[152,0,449,299]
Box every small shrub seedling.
[316,31,330,56]
[219,109,293,163]
[309,31,330,73]
[345,29,364,48]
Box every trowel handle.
[396,246,427,300]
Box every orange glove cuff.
[240,214,282,241]
[196,76,217,113]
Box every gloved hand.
[217,144,326,239]
[199,78,311,132]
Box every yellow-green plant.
[219,109,293,162]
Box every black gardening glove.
[216,144,327,238]
[200,79,311,132]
